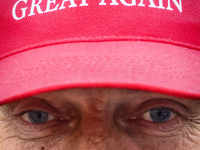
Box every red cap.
[0,0,200,105]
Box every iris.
[150,108,171,123]
[28,111,49,124]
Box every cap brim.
[1,41,200,105]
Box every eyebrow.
[116,89,150,95]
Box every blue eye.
[140,107,176,123]
[21,110,55,125]
[150,108,171,123]
[28,111,49,124]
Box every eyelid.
[136,99,187,117]
[12,98,61,116]
[14,107,56,117]
[12,97,60,116]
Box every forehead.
[34,88,150,99]
[32,88,187,104]
[28,89,200,114]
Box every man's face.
[0,88,200,150]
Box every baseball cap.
[0,0,200,105]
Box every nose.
[78,114,110,150]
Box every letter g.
[12,0,28,20]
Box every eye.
[21,110,55,124]
[141,107,176,123]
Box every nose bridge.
[78,98,111,150]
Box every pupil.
[150,108,171,123]
[28,111,49,124]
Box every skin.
[0,88,200,150]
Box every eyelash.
[143,106,179,115]
[19,109,45,115]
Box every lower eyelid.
[138,116,182,131]
[119,116,183,138]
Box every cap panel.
[1,0,200,59]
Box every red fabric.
[0,0,200,104]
